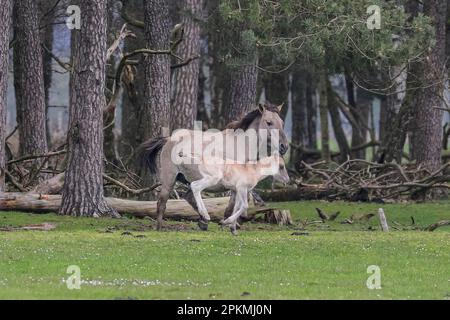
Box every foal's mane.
[225,104,280,130]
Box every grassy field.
[0,200,449,299]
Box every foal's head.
[259,154,290,184]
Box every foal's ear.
[277,102,284,113]
[258,103,266,114]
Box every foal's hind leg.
[223,191,244,229]
[221,188,248,235]
[224,191,236,218]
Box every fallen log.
[425,220,450,231]
[0,193,290,224]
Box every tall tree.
[291,70,308,163]
[59,0,119,217]
[207,0,228,129]
[120,0,146,161]
[264,71,289,119]
[318,71,330,162]
[345,75,370,159]
[13,0,48,157]
[328,82,351,162]
[377,1,420,164]
[104,0,121,165]
[305,73,317,150]
[226,39,258,122]
[39,0,55,146]
[410,0,448,171]
[0,0,13,192]
[215,2,260,123]
[142,0,171,139]
[171,0,203,130]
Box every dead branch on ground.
[294,159,450,201]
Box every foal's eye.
[279,165,284,170]
[266,121,273,126]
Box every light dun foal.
[187,153,290,235]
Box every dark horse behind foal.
[137,103,289,231]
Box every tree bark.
[227,61,258,123]
[305,74,318,150]
[410,0,447,172]
[1,193,256,222]
[318,72,330,162]
[328,83,351,162]
[120,0,146,162]
[142,0,171,139]
[59,0,119,217]
[171,0,203,130]
[1,192,292,225]
[39,0,55,147]
[291,70,308,164]
[380,66,407,142]
[379,92,413,163]
[104,0,121,165]
[0,0,13,192]
[13,0,48,157]
[345,75,369,159]
[377,1,419,164]
[264,72,289,119]
[226,29,259,123]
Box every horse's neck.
[221,117,261,162]
[247,117,260,131]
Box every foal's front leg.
[222,188,248,235]
[190,177,219,230]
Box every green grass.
[0,200,449,300]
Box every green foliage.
[213,0,435,73]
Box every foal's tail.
[136,137,168,174]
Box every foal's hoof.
[230,226,238,236]
[198,219,209,231]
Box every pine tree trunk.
[291,70,308,163]
[171,0,203,130]
[227,62,258,123]
[0,0,13,192]
[264,72,289,119]
[143,0,171,139]
[410,0,447,172]
[196,41,211,129]
[226,33,258,123]
[120,0,146,160]
[104,0,120,166]
[13,0,48,157]
[345,75,369,159]
[318,72,330,162]
[305,74,318,150]
[379,92,413,163]
[39,0,54,147]
[205,0,229,129]
[351,101,370,159]
[328,82,350,162]
[59,0,119,217]
[380,66,407,142]
[377,1,419,164]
